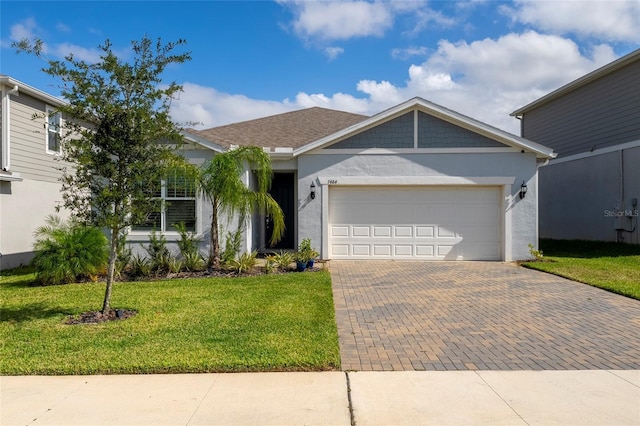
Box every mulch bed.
[66,309,138,325]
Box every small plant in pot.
[295,238,319,272]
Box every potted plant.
[295,238,319,271]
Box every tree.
[15,37,191,313]
[198,146,285,269]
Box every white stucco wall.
[296,151,540,261]
[0,178,70,269]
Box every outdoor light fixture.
[519,181,528,199]
[310,182,316,199]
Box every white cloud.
[406,7,457,36]
[400,31,617,131]
[503,0,640,42]
[54,42,101,63]
[391,46,428,60]
[173,31,619,135]
[9,18,39,42]
[324,46,344,61]
[56,22,71,33]
[280,0,454,42]
[170,83,298,128]
[282,0,393,41]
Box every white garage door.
[329,186,501,260]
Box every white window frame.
[131,169,199,235]
[45,106,62,154]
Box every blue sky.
[2,1,639,133]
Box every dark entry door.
[267,172,295,249]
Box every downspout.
[1,85,19,171]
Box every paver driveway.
[330,261,640,371]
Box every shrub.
[228,251,257,274]
[175,222,204,271]
[273,250,295,270]
[175,222,198,259]
[129,254,152,278]
[183,250,205,272]
[144,230,172,271]
[221,228,243,266]
[167,256,183,273]
[264,255,276,274]
[528,243,544,261]
[32,215,109,285]
[295,238,319,264]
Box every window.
[46,106,62,153]
[133,168,197,232]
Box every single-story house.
[183,97,556,261]
[1,76,555,266]
[511,48,640,244]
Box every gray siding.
[328,111,509,150]
[539,146,640,244]
[418,112,505,148]
[329,112,414,149]
[522,59,640,157]
[10,93,65,182]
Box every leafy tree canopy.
[15,36,191,312]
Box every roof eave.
[511,48,640,116]
[0,75,67,106]
[181,131,226,153]
[295,97,556,159]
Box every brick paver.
[330,261,640,371]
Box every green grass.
[0,269,340,375]
[522,239,640,300]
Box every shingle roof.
[186,107,368,149]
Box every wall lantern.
[310,182,316,199]
[519,181,528,199]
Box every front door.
[266,172,295,249]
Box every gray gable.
[327,112,414,149]
[323,110,508,150]
[418,112,506,148]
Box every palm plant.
[197,146,285,269]
[32,215,109,285]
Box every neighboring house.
[511,49,640,244]
[0,75,220,269]
[0,75,73,269]
[189,97,555,261]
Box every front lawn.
[0,269,340,375]
[522,239,640,300]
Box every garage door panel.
[416,226,435,238]
[373,226,391,237]
[332,245,349,256]
[331,225,350,237]
[329,186,501,260]
[352,245,371,256]
[394,245,413,256]
[352,226,370,237]
[373,245,392,256]
[415,245,435,256]
[394,226,413,237]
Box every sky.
[1,1,639,134]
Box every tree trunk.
[102,226,119,314]
[209,201,220,269]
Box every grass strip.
[522,239,640,300]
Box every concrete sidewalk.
[2,371,639,425]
